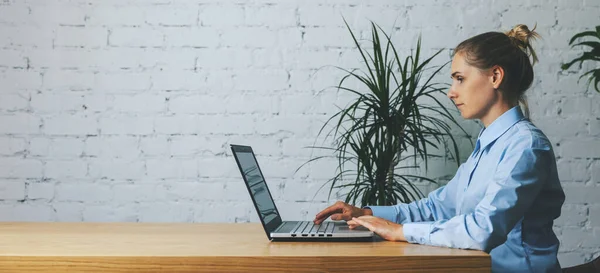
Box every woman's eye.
[456,77,463,83]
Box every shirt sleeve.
[366,163,465,224]
[402,137,551,253]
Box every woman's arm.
[367,163,465,224]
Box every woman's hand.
[313,201,372,225]
[348,216,406,242]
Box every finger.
[352,217,375,231]
[314,203,344,222]
[329,213,344,221]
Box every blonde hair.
[454,24,541,119]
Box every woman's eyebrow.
[450,71,462,78]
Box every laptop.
[231,144,374,242]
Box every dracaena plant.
[562,25,600,93]
[302,21,470,207]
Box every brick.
[169,135,203,156]
[99,116,154,135]
[55,27,108,48]
[0,158,43,178]
[561,227,596,250]
[150,71,207,91]
[0,180,26,200]
[591,118,600,137]
[0,137,27,156]
[84,136,140,159]
[194,201,250,223]
[303,27,354,48]
[255,116,313,136]
[151,49,197,70]
[221,27,277,48]
[95,73,151,91]
[561,97,593,118]
[408,6,459,28]
[154,115,201,135]
[0,114,41,134]
[196,48,253,69]
[146,159,198,179]
[109,28,164,47]
[88,159,145,180]
[138,202,194,222]
[558,252,588,268]
[30,93,85,113]
[555,204,588,226]
[0,49,27,68]
[501,7,555,28]
[53,202,84,221]
[556,159,590,182]
[169,94,226,114]
[86,6,146,26]
[43,115,98,135]
[167,182,224,201]
[277,28,303,49]
[593,161,600,184]
[29,137,85,158]
[42,70,94,91]
[164,28,219,48]
[591,206,600,227]
[144,7,197,26]
[29,5,86,25]
[140,136,169,157]
[557,8,599,27]
[113,184,166,202]
[233,69,288,91]
[45,160,88,179]
[112,94,166,113]
[225,93,279,114]
[245,5,296,27]
[286,49,340,69]
[199,4,244,27]
[197,115,255,135]
[0,5,30,25]
[535,118,587,139]
[0,26,54,47]
[0,204,55,221]
[83,204,138,222]
[0,94,28,111]
[298,5,343,27]
[27,181,55,200]
[560,140,600,159]
[563,184,600,204]
[0,70,43,90]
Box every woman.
[313,24,565,273]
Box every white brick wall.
[0,0,599,267]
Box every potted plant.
[303,21,470,207]
[561,25,600,92]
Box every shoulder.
[501,119,553,152]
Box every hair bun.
[505,24,540,64]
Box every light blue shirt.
[368,106,565,272]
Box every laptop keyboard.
[291,221,335,237]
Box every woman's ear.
[490,65,504,90]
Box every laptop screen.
[231,145,282,234]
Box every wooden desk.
[0,222,490,272]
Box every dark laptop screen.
[231,146,281,231]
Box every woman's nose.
[447,87,456,99]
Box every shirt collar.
[476,106,525,151]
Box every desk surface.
[0,222,490,272]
